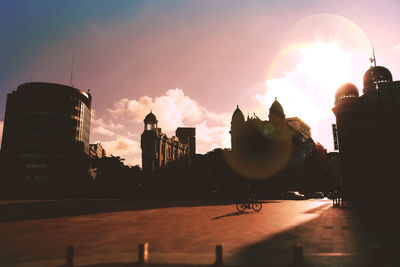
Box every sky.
[1,0,400,166]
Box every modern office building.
[332,64,400,201]
[141,111,194,172]
[1,82,92,183]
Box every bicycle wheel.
[236,203,246,212]
[252,202,262,212]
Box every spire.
[69,57,75,87]
[369,46,376,67]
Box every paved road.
[0,199,370,266]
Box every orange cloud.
[97,137,141,166]
[92,88,231,166]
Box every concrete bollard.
[215,244,223,265]
[66,245,74,267]
[372,245,385,267]
[138,242,149,264]
[292,244,303,266]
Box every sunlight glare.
[259,14,371,151]
[298,41,351,91]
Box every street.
[0,199,370,266]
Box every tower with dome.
[332,63,400,202]
[141,111,195,172]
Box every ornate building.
[89,143,106,158]
[229,99,314,179]
[141,111,195,172]
[332,64,400,201]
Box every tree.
[92,155,141,197]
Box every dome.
[269,98,285,117]
[363,66,393,90]
[335,83,359,102]
[232,105,245,122]
[144,111,158,124]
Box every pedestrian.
[332,190,338,207]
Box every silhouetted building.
[229,99,315,179]
[89,143,106,158]
[141,112,194,172]
[1,82,92,183]
[332,64,400,201]
[286,117,311,141]
[176,127,196,156]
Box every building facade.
[141,111,195,172]
[89,143,106,158]
[230,99,315,179]
[332,64,400,201]
[1,82,92,183]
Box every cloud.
[91,88,232,166]
[108,88,231,146]
[195,121,230,153]
[97,137,141,166]
[108,89,225,132]
[92,110,124,130]
[90,109,126,137]
[92,126,115,137]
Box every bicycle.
[236,194,262,213]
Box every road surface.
[1,199,366,266]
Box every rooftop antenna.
[369,46,376,67]
[69,57,75,87]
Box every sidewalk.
[229,202,376,266]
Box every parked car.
[310,191,324,199]
[281,191,305,200]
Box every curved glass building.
[1,82,92,183]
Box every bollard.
[66,245,74,267]
[292,244,303,266]
[215,245,223,265]
[372,245,385,267]
[138,242,149,264]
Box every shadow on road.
[0,198,273,223]
[230,205,397,267]
[212,211,253,220]
[211,200,281,220]
[0,198,283,223]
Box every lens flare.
[261,13,371,151]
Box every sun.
[261,40,353,126]
[261,13,371,151]
[298,41,352,92]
